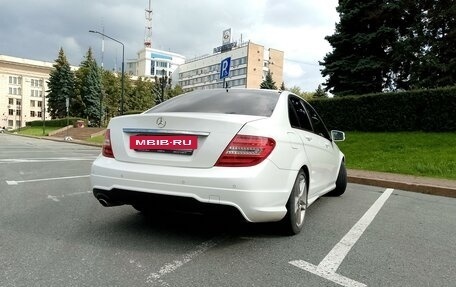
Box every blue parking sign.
[220,57,231,80]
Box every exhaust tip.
[98,198,109,207]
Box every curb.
[348,172,456,198]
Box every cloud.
[0,0,339,91]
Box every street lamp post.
[89,30,125,115]
[154,69,171,105]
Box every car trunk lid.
[108,112,265,168]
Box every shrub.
[310,87,456,132]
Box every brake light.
[215,135,276,167]
[102,129,115,158]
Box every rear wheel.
[326,162,347,197]
[282,170,308,235]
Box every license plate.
[130,135,198,150]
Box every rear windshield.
[146,89,279,117]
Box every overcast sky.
[0,0,339,92]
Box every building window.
[16,109,21,116]
[16,99,21,106]
[30,111,36,117]
[38,111,42,118]
[9,98,14,105]
[9,109,14,115]
[38,101,42,108]
[8,120,13,127]
[31,100,35,107]
[9,76,21,85]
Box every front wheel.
[281,170,308,235]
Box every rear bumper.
[90,156,297,222]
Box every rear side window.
[302,101,331,140]
[147,89,279,117]
[288,96,313,131]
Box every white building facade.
[0,55,53,130]
[126,48,186,79]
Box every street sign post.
[220,57,231,88]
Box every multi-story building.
[177,34,284,92]
[0,55,54,130]
[126,47,186,79]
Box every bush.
[310,87,456,132]
[26,118,84,128]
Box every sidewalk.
[348,169,456,198]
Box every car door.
[288,95,337,198]
[288,96,327,196]
[302,101,340,195]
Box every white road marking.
[6,175,90,185]
[290,188,394,287]
[146,238,219,286]
[47,191,92,202]
[0,157,97,163]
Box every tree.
[415,0,456,88]
[46,48,75,119]
[289,85,313,100]
[168,85,184,99]
[313,84,327,98]
[321,0,456,94]
[75,48,102,124]
[320,0,400,96]
[101,69,121,121]
[127,77,153,111]
[280,82,286,91]
[260,71,278,90]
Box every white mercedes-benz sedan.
[91,88,346,234]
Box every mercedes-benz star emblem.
[156,117,166,128]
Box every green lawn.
[337,132,456,180]
[86,135,104,144]
[13,126,62,136]
[9,128,456,180]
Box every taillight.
[102,129,115,158]
[215,135,276,167]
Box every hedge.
[310,87,456,132]
[26,118,86,128]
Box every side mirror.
[331,130,345,142]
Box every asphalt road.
[1,133,455,287]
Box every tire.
[326,162,347,197]
[281,170,308,235]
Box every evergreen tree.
[320,0,399,96]
[322,0,455,93]
[75,48,102,124]
[415,0,456,88]
[46,48,75,119]
[313,84,327,98]
[260,71,277,90]
[280,82,286,91]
